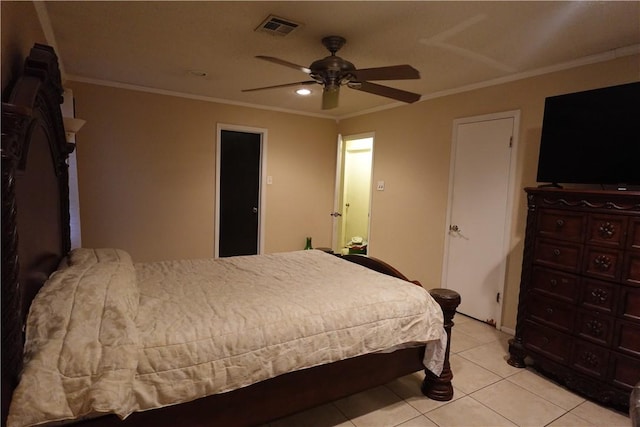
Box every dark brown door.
[219,130,261,257]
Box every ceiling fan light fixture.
[325,83,340,93]
[245,35,422,109]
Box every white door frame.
[441,110,520,329]
[332,132,375,254]
[331,134,344,252]
[215,123,268,258]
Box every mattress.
[8,249,445,427]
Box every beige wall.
[338,55,640,329]
[1,1,46,91]
[3,1,638,330]
[68,82,338,262]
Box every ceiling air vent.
[256,15,301,36]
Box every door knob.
[330,212,342,217]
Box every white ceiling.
[41,1,640,119]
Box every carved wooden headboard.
[1,44,73,424]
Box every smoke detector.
[256,15,302,36]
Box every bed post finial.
[422,288,461,401]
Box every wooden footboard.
[341,254,461,401]
[82,348,428,427]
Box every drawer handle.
[586,320,604,336]
[598,222,615,239]
[581,351,600,368]
[590,288,609,304]
[549,279,558,288]
[545,307,554,316]
[553,249,561,257]
[556,219,565,228]
[593,255,612,271]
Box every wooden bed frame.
[1,44,460,427]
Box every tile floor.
[268,314,631,427]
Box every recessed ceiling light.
[296,88,311,96]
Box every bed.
[1,44,460,427]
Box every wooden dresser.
[508,187,640,409]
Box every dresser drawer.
[534,239,582,272]
[628,217,640,251]
[619,286,640,322]
[571,340,610,379]
[523,320,571,364]
[610,352,640,390]
[576,310,614,346]
[623,251,640,286]
[528,293,574,332]
[586,214,627,248]
[531,267,579,303]
[614,320,640,357]
[537,209,585,242]
[583,246,622,281]
[516,188,640,409]
[580,278,617,314]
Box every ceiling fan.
[242,36,422,110]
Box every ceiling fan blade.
[351,65,419,81]
[255,55,311,74]
[322,86,340,110]
[242,80,317,92]
[352,81,421,103]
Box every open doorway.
[332,134,374,255]
[215,124,267,258]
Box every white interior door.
[331,135,344,252]
[442,111,519,327]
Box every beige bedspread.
[8,249,445,427]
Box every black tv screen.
[536,81,640,187]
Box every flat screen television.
[536,81,640,188]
